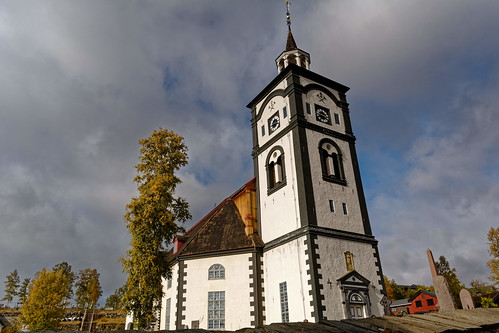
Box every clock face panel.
[268,112,280,134]
[315,105,331,125]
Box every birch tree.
[121,128,191,328]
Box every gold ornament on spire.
[285,0,291,30]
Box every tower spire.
[275,1,310,73]
[285,1,298,51]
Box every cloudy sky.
[1,0,499,303]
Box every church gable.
[179,200,262,256]
[337,270,371,288]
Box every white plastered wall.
[263,236,314,324]
[257,130,301,242]
[181,253,253,331]
[254,80,288,148]
[305,129,364,234]
[160,262,179,330]
[315,236,384,320]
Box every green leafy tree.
[18,278,31,304]
[121,128,191,328]
[75,268,102,309]
[470,279,497,296]
[19,268,69,331]
[52,261,76,301]
[383,276,405,300]
[105,284,126,310]
[487,227,499,285]
[436,255,464,307]
[2,269,20,306]
[405,284,434,299]
[383,276,433,300]
[480,297,498,308]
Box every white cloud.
[373,74,499,286]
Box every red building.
[407,290,438,314]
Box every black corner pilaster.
[175,260,186,329]
[348,141,372,236]
[287,72,317,227]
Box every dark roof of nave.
[171,179,263,258]
[179,200,262,256]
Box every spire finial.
[285,1,291,31]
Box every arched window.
[349,293,366,319]
[266,147,286,194]
[319,139,346,185]
[208,264,225,280]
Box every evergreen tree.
[18,278,31,304]
[121,128,191,328]
[2,269,20,306]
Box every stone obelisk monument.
[427,249,456,311]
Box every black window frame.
[319,139,346,186]
[334,113,340,124]
[266,146,287,195]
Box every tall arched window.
[208,264,225,280]
[266,146,286,194]
[319,139,346,185]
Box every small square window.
[334,113,340,124]
[342,203,348,215]
[306,103,311,114]
[283,106,287,118]
[427,299,434,306]
[415,300,422,307]
[261,125,265,136]
[329,200,335,212]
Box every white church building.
[158,24,388,331]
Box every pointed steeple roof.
[286,28,298,51]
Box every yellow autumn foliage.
[121,128,190,329]
[19,268,69,331]
[487,227,499,284]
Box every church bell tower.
[246,2,388,323]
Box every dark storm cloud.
[1,0,499,302]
